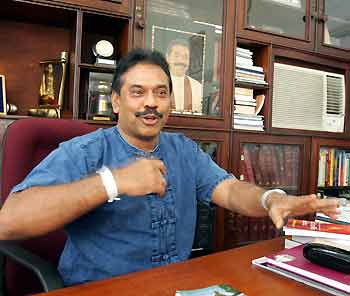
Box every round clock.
[93,40,114,58]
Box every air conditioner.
[272,63,345,133]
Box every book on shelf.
[175,284,245,296]
[235,87,254,96]
[233,124,264,131]
[235,78,268,85]
[234,119,263,127]
[242,146,255,183]
[255,94,265,115]
[234,104,256,115]
[318,148,350,188]
[234,94,255,102]
[252,244,350,296]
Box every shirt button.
[162,254,169,261]
[161,219,167,225]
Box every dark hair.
[166,39,190,56]
[112,48,172,95]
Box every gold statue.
[28,51,68,118]
[39,63,56,105]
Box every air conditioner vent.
[326,75,344,115]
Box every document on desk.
[175,284,245,296]
[252,245,350,296]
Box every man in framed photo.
[166,39,203,114]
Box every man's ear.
[111,90,120,113]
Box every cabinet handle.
[135,5,145,30]
[136,18,145,30]
[318,14,328,23]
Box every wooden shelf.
[79,63,116,73]
[235,80,269,90]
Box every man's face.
[166,44,190,77]
[111,63,170,148]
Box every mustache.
[173,63,187,67]
[135,108,163,119]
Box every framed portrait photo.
[0,75,7,115]
[151,25,206,114]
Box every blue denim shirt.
[12,127,233,286]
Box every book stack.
[235,47,267,86]
[283,219,350,248]
[233,114,264,131]
[233,88,265,131]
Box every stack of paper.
[252,244,350,296]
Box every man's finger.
[151,159,167,176]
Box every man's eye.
[131,89,143,96]
[157,90,168,97]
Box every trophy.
[28,51,68,118]
[93,40,116,67]
[87,72,115,121]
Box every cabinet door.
[138,0,230,130]
[237,0,315,51]
[316,0,350,59]
[33,0,130,16]
[224,132,311,249]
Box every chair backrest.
[1,118,96,296]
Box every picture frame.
[0,75,7,115]
[151,25,206,85]
[151,25,206,114]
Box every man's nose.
[144,91,157,107]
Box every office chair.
[0,118,95,296]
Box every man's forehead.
[171,44,189,54]
[121,64,169,88]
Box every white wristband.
[97,166,120,203]
[261,189,286,210]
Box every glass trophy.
[87,72,115,121]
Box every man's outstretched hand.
[267,193,341,229]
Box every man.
[166,39,203,113]
[0,49,340,287]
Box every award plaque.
[28,51,68,118]
[87,72,115,121]
[93,40,116,67]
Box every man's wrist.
[97,166,120,203]
[261,189,286,211]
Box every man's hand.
[113,158,167,197]
[267,193,341,229]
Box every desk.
[36,238,329,296]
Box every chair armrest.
[0,241,64,292]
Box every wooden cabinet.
[25,0,130,16]
[2,0,350,251]
[224,132,311,248]
[1,0,130,119]
[237,0,350,60]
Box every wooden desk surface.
[36,238,329,296]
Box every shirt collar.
[113,126,161,157]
